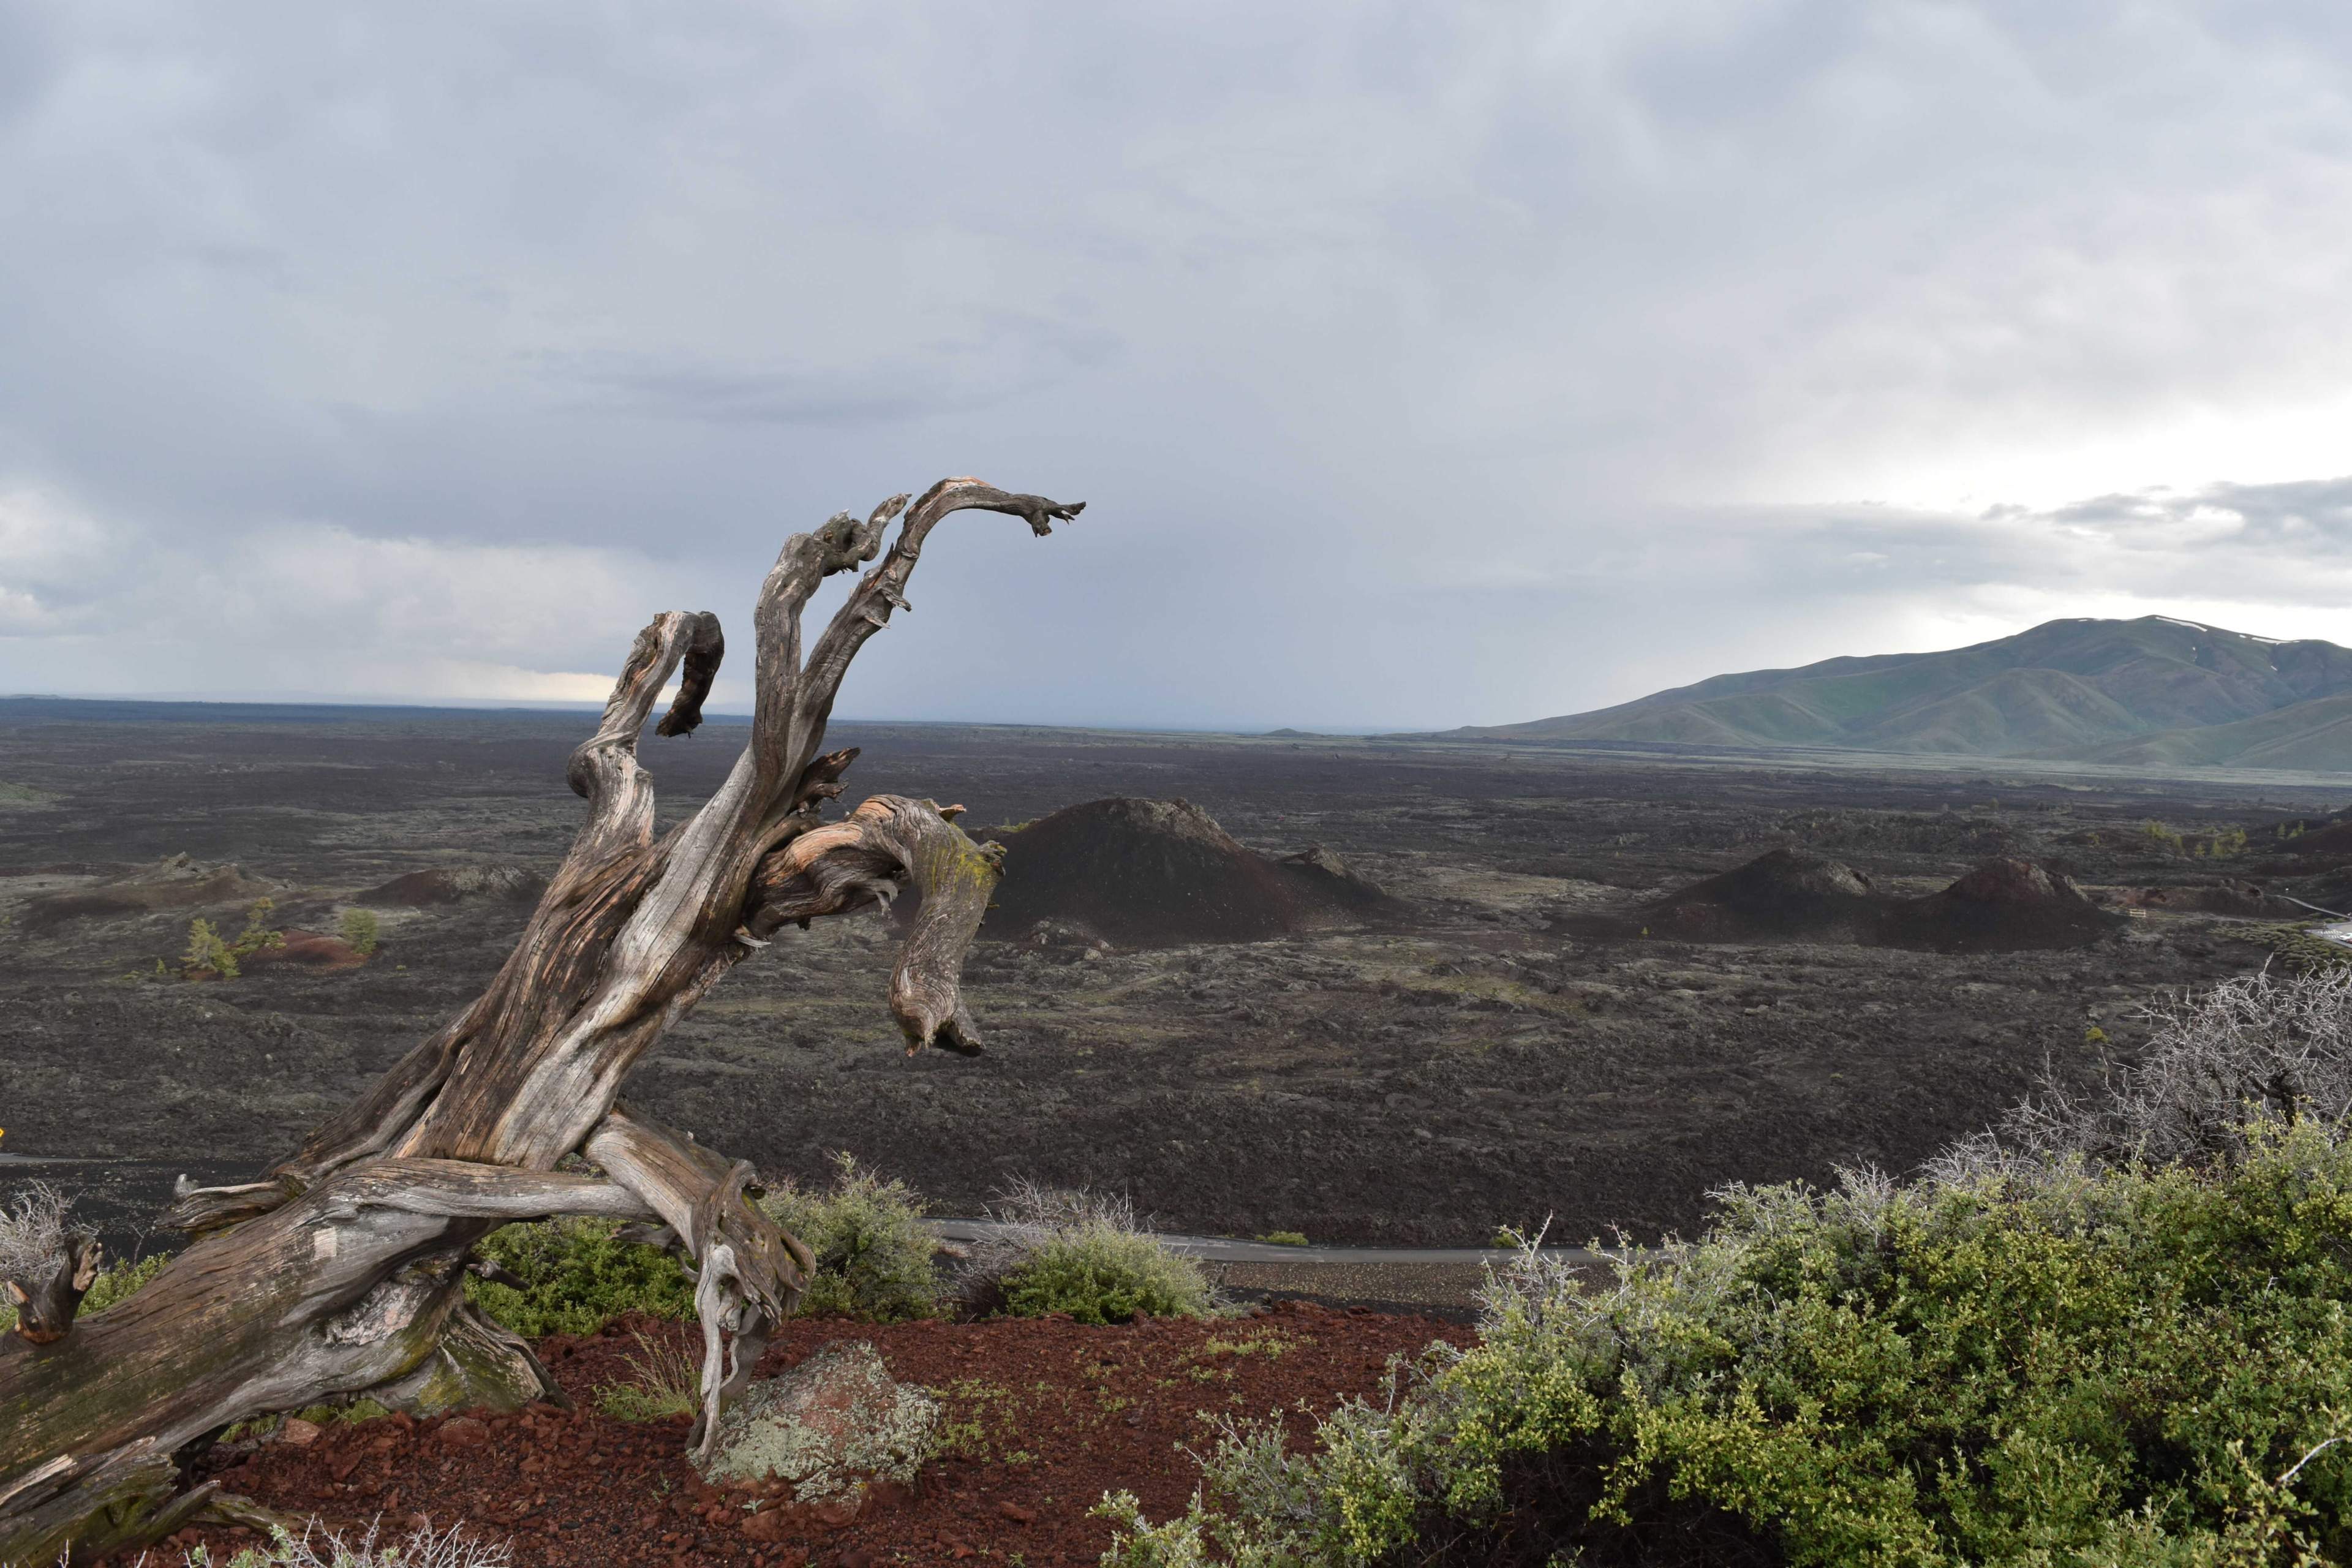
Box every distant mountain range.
[1442,617,2352,771]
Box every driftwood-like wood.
[2,1235,102,1349]
[0,477,1083,1564]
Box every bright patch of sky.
[2,3,2351,729]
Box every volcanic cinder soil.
[1,698,2342,1248]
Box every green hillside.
[1449,617,2352,769]
[2074,691,2352,772]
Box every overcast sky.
[3,2,2351,729]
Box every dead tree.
[0,477,1084,1564]
[1,1186,104,1350]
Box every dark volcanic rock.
[1878,856,2125,952]
[2119,879,2295,918]
[1646,848,1879,941]
[21,853,277,931]
[1621,849,2125,953]
[1944,857,2087,905]
[1275,845,1391,910]
[360,865,544,907]
[983,798,1392,948]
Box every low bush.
[1103,970,2352,1567]
[1107,1136,2352,1566]
[79,1250,168,1316]
[183,916,240,978]
[339,907,380,957]
[2246,923,2352,976]
[179,900,285,979]
[465,1156,944,1335]
[760,1152,943,1321]
[231,897,285,960]
[968,1180,1215,1325]
[462,1216,695,1337]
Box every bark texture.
[0,478,1084,1565]
[2,1236,101,1349]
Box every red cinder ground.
[145,1301,1471,1568]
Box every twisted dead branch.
[0,477,1084,1564]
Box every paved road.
[0,1162,1626,1311]
[928,1218,1626,1311]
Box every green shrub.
[462,1216,695,1337]
[1104,1125,2352,1566]
[178,900,284,979]
[230,897,284,960]
[80,1250,168,1315]
[1001,1230,1215,1325]
[183,917,238,978]
[2247,924,2352,974]
[1256,1231,1310,1248]
[759,1152,943,1322]
[970,1182,1215,1325]
[1106,973,2352,1564]
[339,907,380,957]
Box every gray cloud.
[537,309,1120,426]
[4,2,2352,728]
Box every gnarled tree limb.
[745,793,1006,1052]
[1,475,1085,1564]
[1,1236,100,1349]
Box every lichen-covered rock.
[693,1341,938,1504]
[360,865,546,907]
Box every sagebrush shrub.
[0,1183,70,1335]
[968,1180,1214,1324]
[1102,967,2352,1567]
[0,1182,69,1279]
[194,1519,509,1568]
[759,1152,943,1321]
[1942,961,2352,1171]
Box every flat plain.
[1,697,2339,1249]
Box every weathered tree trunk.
[0,478,1084,1565]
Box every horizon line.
[0,692,1415,739]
